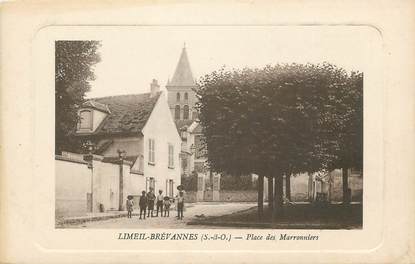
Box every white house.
[74,81,181,202]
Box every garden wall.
[55,153,146,217]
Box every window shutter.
[153,139,155,163]
[148,139,155,163]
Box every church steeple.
[166,45,198,123]
[167,44,195,87]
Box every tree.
[326,72,363,204]
[285,173,291,201]
[196,63,363,220]
[268,176,274,211]
[55,40,101,154]
[281,66,362,205]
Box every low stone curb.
[187,221,269,228]
[187,221,361,229]
[57,212,140,226]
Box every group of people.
[125,188,185,220]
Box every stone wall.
[55,157,91,217]
[285,171,363,203]
[185,190,257,203]
[329,174,363,202]
[184,170,363,204]
[219,190,258,202]
[55,154,147,217]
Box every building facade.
[165,46,224,201]
[74,85,181,206]
[165,46,207,179]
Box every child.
[156,190,164,217]
[177,191,185,220]
[146,188,156,218]
[163,195,171,217]
[126,195,134,218]
[139,191,147,220]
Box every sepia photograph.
[54,27,363,230]
[3,1,415,263]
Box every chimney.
[150,79,160,97]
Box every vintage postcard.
[0,1,414,264]
[53,27,366,231]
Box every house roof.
[174,119,194,132]
[83,100,111,113]
[102,155,137,165]
[166,47,196,87]
[188,120,202,134]
[94,139,114,154]
[79,92,161,136]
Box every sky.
[87,26,375,98]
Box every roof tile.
[82,92,161,136]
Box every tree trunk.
[307,172,313,202]
[268,176,274,212]
[257,174,264,219]
[328,172,332,203]
[342,167,349,205]
[119,162,124,211]
[272,172,284,221]
[285,174,291,201]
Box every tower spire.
[167,44,195,87]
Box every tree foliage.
[327,72,363,171]
[195,63,363,178]
[55,41,101,154]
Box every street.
[65,202,256,229]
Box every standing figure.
[146,188,156,218]
[177,191,185,220]
[126,195,134,218]
[139,191,147,220]
[163,195,171,217]
[156,190,164,217]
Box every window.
[175,105,180,120]
[168,143,174,168]
[147,177,155,191]
[184,92,188,100]
[79,110,92,129]
[183,105,189,120]
[169,180,174,197]
[176,92,180,102]
[150,178,155,190]
[192,111,198,119]
[148,138,155,164]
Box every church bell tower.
[166,44,197,122]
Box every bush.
[181,172,198,191]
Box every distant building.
[179,121,208,176]
[165,46,208,179]
[74,83,181,196]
